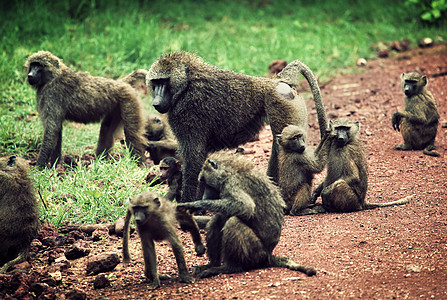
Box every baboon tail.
[275,60,328,139]
[270,255,317,276]
[364,195,413,209]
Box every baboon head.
[330,118,360,148]
[145,114,165,140]
[401,72,427,97]
[277,125,307,154]
[159,157,181,181]
[25,51,64,88]
[129,191,162,226]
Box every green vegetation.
[1,0,445,226]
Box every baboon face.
[25,51,61,89]
[145,115,165,140]
[401,72,426,97]
[27,63,45,87]
[159,157,180,180]
[330,118,360,148]
[278,125,306,153]
[199,158,223,200]
[0,155,17,172]
[129,192,161,226]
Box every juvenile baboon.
[310,118,411,213]
[277,125,329,215]
[122,191,204,289]
[392,72,440,157]
[177,151,317,278]
[147,51,327,203]
[0,156,39,273]
[144,114,178,164]
[25,51,147,168]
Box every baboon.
[310,118,411,213]
[121,69,148,96]
[145,114,178,164]
[277,125,329,215]
[0,156,39,273]
[177,151,317,278]
[25,51,147,168]
[122,191,204,289]
[392,72,440,157]
[147,51,327,203]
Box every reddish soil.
[2,44,447,299]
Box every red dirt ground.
[2,44,446,299]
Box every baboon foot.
[193,263,215,275]
[158,274,172,280]
[195,244,206,256]
[147,279,161,290]
[196,264,243,278]
[395,143,412,151]
[423,145,440,157]
[293,204,327,216]
[178,272,194,283]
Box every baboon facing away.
[0,156,39,273]
[145,114,178,164]
[122,191,204,289]
[177,151,317,278]
[25,51,147,168]
[392,72,440,157]
[310,118,411,213]
[147,51,327,203]
[277,125,329,215]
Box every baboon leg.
[49,130,62,166]
[140,234,160,289]
[290,184,312,215]
[0,249,28,273]
[183,147,207,202]
[176,209,206,256]
[120,100,147,163]
[167,230,194,284]
[37,121,63,168]
[97,109,122,158]
[194,214,226,275]
[322,179,362,212]
[267,138,279,182]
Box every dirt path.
[2,44,446,299]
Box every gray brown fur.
[0,156,39,273]
[147,51,327,203]
[392,72,440,157]
[145,114,178,164]
[122,191,204,289]
[25,51,147,168]
[177,151,317,278]
[121,69,148,96]
[310,118,411,213]
[277,125,329,215]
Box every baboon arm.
[122,210,133,263]
[395,110,427,124]
[310,182,324,204]
[37,118,64,167]
[178,196,255,219]
[147,139,177,150]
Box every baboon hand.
[392,112,401,131]
[177,201,201,211]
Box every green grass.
[0,0,445,227]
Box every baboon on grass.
[0,156,39,273]
[178,151,317,278]
[25,51,147,168]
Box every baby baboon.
[310,118,411,213]
[0,156,39,273]
[392,72,440,157]
[159,157,182,202]
[25,51,147,168]
[177,151,317,278]
[122,191,204,289]
[144,114,178,164]
[277,125,329,215]
[147,51,327,203]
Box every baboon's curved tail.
[364,195,413,210]
[270,255,317,276]
[275,60,328,139]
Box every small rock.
[66,289,87,300]
[65,241,91,260]
[406,264,422,273]
[38,222,59,240]
[92,227,110,241]
[356,58,367,67]
[377,49,390,58]
[68,230,85,241]
[86,253,120,275]
[93,274,111,289]
[418,38,433,48]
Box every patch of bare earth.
[2,44,446,299]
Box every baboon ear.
[421,75,427,86]
[277,134,282,145]
[153,197,161,207]
[7,156,16,167]
[208,159,218,170]
[401,73,405,79]
[354,121,360,130]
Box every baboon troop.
[310,118,411,213]
[25,51,147,169]
[122,191,205,289]
[147,51,327,204]
[178,151,317,278]
[277,125,329,215]
[392,72,440,157]
[0,156,39,273]
[144,114,178,164]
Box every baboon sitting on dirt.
[309,118,412,213]
[0,156,39,273]
[178,151,317,278]
[25,51,147,168]
[392,72,440,157]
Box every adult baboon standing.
[25,51,147,168]
[392,72,440,157]
[147,51,327,203]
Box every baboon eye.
[208,159,218,170]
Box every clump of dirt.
[1,44,446,299]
